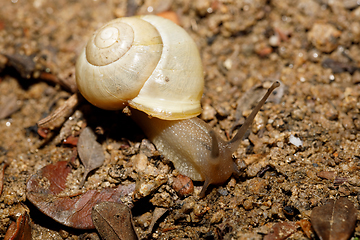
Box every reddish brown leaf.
[4,213,32,240]
[37,127,49,138]
[311,198,356,240]
[92,202,139,240]
[264,222,298,240]
[63,135,78,146]
[77,127,105,186]
[26,161,135,229]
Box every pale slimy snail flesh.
[75,15,279,197]
[131,82,279,197]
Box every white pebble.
[289,134,303,147]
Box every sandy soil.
[1,0,360,239]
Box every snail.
[75,15,279,197]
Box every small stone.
[172,175,194,197]
[136,212,152,228]
[289,134,303,147]
[201,104,216,121]
[308,23,341,53]
[291,109,304,121]
[132,153,148,173]
[210,210,225,224]
[243,199,253,210]
[269,35,280,47]
[134,175,167,199]
[181,198,195,214]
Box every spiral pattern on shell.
[76,15,204,120]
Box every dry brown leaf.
[26,161,135,229]
[92,202,139,240]
[0,94,22,120]
[311,198,356,240]
[147,207,168,234]
[263,221,298,240]
[77,127,105,187]
[4,213,32,240]
[317,171,336,180]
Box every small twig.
[37,93,79,129]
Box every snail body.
[131,82,278,197]
[75,15,279,197]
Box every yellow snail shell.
[75,15,204,120]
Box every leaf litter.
[311,198,356,240]
[0,94,22,120]
[77,127,105,187]
[4,213,32,240]
[92,202,139,240]
[26,161,135,229]
[263,221,298,240]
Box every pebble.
[172,174,194,197]
[201,104,216,120]
[289,134,303,147]
[131,153,149,173]
[308,23,341,53]
[134,175,167,199]
[210,210,225,224]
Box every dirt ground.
[1,0,360,239]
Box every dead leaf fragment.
[77,127,105,186]
[26,161,135,229]
[0,163,7,197]
[264,221,298,240]
[4,53,35,79]
[317,171,336,180]
[92,202,139,240]
[4,213,32,240]
[0,94,22,120]
[148,207,168,234]
[311,198,356,240]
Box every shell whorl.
[86,22,134,66]
[76,15,204,120]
